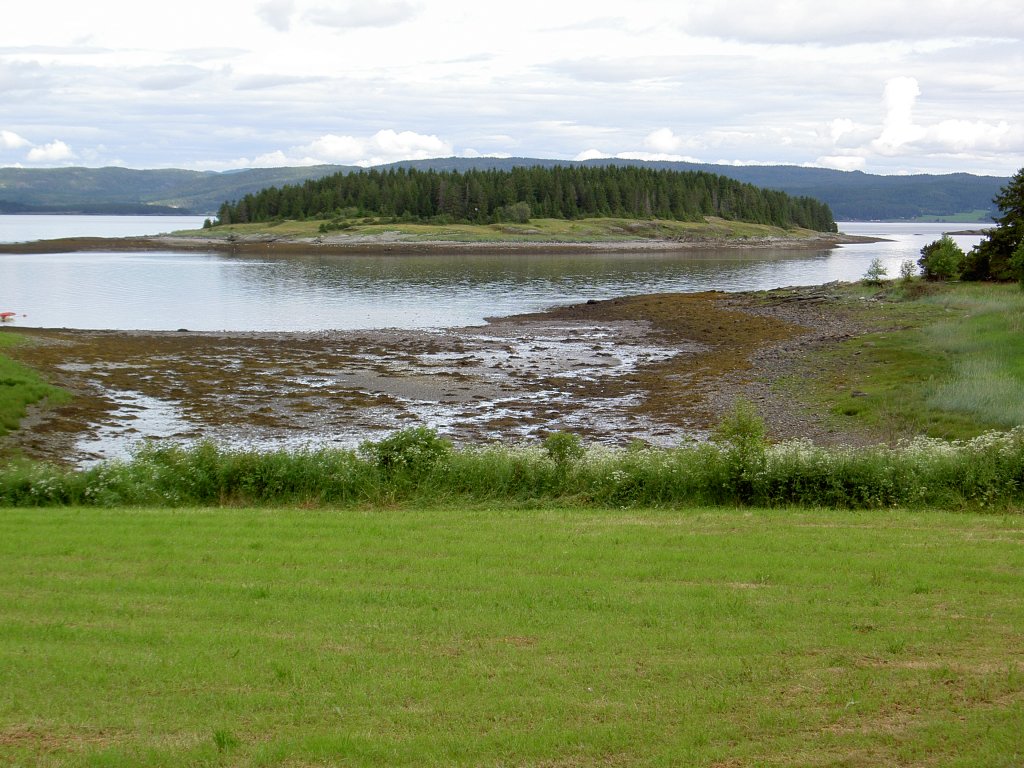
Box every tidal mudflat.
[2,287,869,466]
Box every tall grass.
[0,333,70,436]
[808,281,1024,440]
[4,421,1024,510]
[920,285,1024,426]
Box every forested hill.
[214,165,838,232]
[0,165,351,215]
[0,160,1006,221]
[387,158,1005,222]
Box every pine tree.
[962,167,1024,281]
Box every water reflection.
[0,222,989,331]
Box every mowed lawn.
[1,506,1022,767]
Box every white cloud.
[927,119,1012,152]
[369,129,449,161]
[828,119,855,143]
[257,0,296,32]
[573,146,702,164]
[250,150,294,167]
[871,77,926,155]
[304,2,419,29]
[1,129,30,149]
[683,1,1024,44]
[26,139,74,163]
[643,128,688,154]
[574,149,612,161]
[0,0,1020,175]
[640,128,717,159]
[226,130,454,168]
[135,65,211,90]
[861,77,1019,162]
[616,152,703,163]
[815,155,867,172]
[300,134,366,163]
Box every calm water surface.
[0,214,209,243]
[0,217,989,331]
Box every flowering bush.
[2,425,1024,510]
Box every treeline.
[215,165,837,232]
[916,167,1024,282]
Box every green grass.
[0,332,70,437]
[797,282,1024,440]
[922,286,1024,424]
[176,216,826,243]
[910,210,992,223]
[0,505,1021,767]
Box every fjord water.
[0,214,209,243]
[0,217,987,331]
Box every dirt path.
[2,287,875,466]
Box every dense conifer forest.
[214,165,838,232]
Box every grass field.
[794,282,1024,441]
[1,505,1022,767]
[178,216,827,244]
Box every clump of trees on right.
[920,167,1024,284]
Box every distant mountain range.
[0,159,1008,222]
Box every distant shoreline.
[0,230,881,255]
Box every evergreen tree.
[214,164,837,233]
[961,167,1024,281]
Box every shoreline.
[0,230,881,255]
[2,286,878,467]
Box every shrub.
[543,431,585,468]
[1010,241,1024,289]
[862,258,888,286]
[359,427,452,478]
[712,399,768,503]
[499,202,532,224]
[918,235,965,281]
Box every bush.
[359,427,452,478]
[712,399,768,503]
[899,259,917,282]
[499,202,532,224]
[862,258,888,286]
[543,431,585,468]
[1010,241,1024,289]
[918,235,965,281]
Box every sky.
[1,0,1022,176]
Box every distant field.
[1,506,1022,767]
[176,215,828,243]
[911,210,992,223]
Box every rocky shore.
[2,286,878,467]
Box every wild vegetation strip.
[4,420,1024,510]
[0,334,69,437]
[1,505,1021,767]
[794,282,1024,441]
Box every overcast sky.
[2,0,1022,176]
